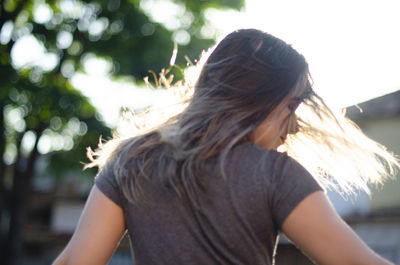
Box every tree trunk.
[4,132,24,265]
[3,128,42,265]
[0,104,6,262]
[0,105,5,203]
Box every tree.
[0,0,244,264]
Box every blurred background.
[0,0,399,264]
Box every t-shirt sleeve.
[268,154,323,229]
[94,163,124,208]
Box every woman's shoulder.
[231,141,317,182]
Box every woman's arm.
[52,185,126,265]
[281,191,394,265]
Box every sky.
[208,0,400,108]
[10,0,400,127]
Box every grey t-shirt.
[95,141,322,265]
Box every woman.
[53,29,398,265]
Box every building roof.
[346,89,400,121]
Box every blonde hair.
[86,29,399,204]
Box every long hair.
[86,29,399,204]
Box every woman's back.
[95,142,321,264]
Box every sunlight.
[71,73,172,126]
[11,35,59,71]
[33,3,53,24]
[140,0,185,30]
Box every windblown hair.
[86,29,399,204]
